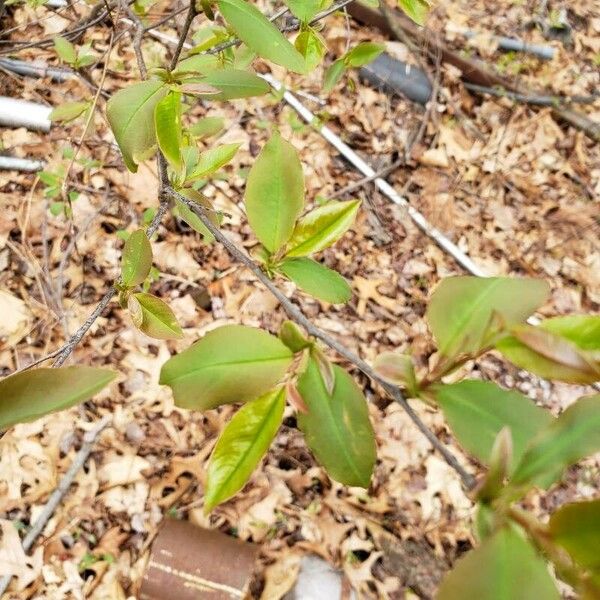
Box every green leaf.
[438,527,559,600]
[217,0,306,73]
[549,499,600,572]
[497,316,600,384]
[53,36,77,64]
[344,42,385,67]
[188,116,225,139]
[511,394,600,489]
[106,80,167,172]
[173,188,215,242]
[49,101,89,123]
[173,54,221,77]
[285,199,360,257]
[159,325,293,411]
[397,0,430,25]
[323,59,346,94]
[426,276,549,359]
[121,229,152,287]
[198,69,270,100]
[185,143,241,182]
[0,367,116,430]
[154,91,183,171]
[204,387,285,512]
[245,132,304,253]
[295,28,326,72]
[297,358,376,487]
[373,352,418,396]
[190,25,228,51]
[540,315,600,351]
[432,380,553,470]
[129,293,183,340]
[279,320,311,353]
[279,257,351,304]
[284,0,329,22]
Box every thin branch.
[124,3,147,78]
[329,158,403,199]
[165,186,475,490]
[169,1,196,70]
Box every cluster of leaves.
[159,321,376,512]
[372,276,600,598]
[118,229,183,340]
[246,132,360,303]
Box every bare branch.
[169,0,196,70]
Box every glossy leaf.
[106,80,167,172]
[173,188,215,242]
[279,257,351,304]
[433,380,553,469]
[188,116,225,139]
[154,91,183,171]
[49,101,89,123]
[159,325,293,411]
[541,315,600,352]
[185,143,241,182]
[284,0,329,22]
[129,293,183,340]
[204,387,285,512]
[511,394,600,489]
[297,359,375,487]
[549,500,600,571]
[121,229,152,287]
[285,199,360,257]
[198,69,270,100]
[279,320,311,353]
[497,316,600,384]
[295,28,326,72]
[0,367,116,430]
[218,0,306,73]
[397,0,430,25]
[373,352,418,396]
[245,133,304,253]
[344,42,385,67]
[426,276,549,359]
[323,59,346,94]
[438,527,560,600]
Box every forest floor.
[0,0,599,598]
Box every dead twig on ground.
[0,416,112,596]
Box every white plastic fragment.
[0,97,52,132]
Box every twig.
[0,416,112,596]
[329,158,403,199]
[169,1,196,70]
[124,3,147,78]
[165,186,476,490]
[464,82,600,107]
[0,1,114,53]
